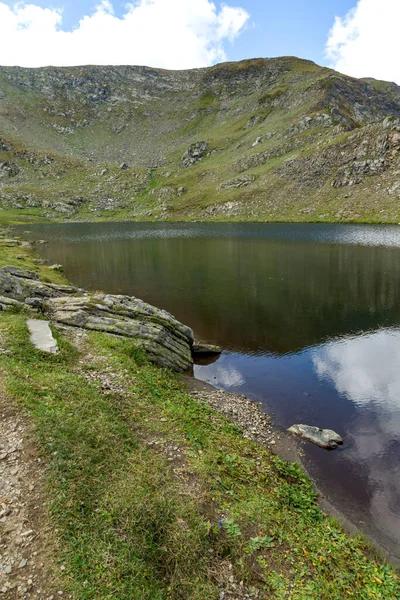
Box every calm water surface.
[16,222,400,559]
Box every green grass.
[1,316,399,599]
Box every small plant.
[223,518,243,539]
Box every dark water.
[16,222,400,559]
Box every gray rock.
[26,319,59,353]
[0,266,84,302]
[287,424,343,449]
[192,342,222,355]
[2,266,39,280]
[0,161,19,178]
[45,294,194,371]
[244,116,260,129]
[0,295,25,311]
[218,175,256,191]
[25,297,45,309]
[252,136,264,147]
[181,141,208,167]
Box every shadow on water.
[16,221,400,559]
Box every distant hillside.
[0,57,399,222]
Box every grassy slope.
[0,235,399,599]
[0,57,399,224]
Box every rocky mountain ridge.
[0,56,399,222]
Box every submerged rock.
[287,424,343,449]
[45,294,194,372]
[192,342,222,355]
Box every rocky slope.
[0,57,399,222]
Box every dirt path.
[0,381,67,599]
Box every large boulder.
[45,294,194,371]
[0,266,194,371]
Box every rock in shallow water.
[192,342,222,355]
[287,424,343,449]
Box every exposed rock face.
[46,294,194,371]
[0,267,194,371]
[181,141,208,167]
[0,266,84,303]
[287,424,343,449]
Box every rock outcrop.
[181,142,208,167]
[46,294,194,371]
[217,175,256,191]
[0,266,194,371]
[0,266,84,303]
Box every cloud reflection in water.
[312,328,400,542]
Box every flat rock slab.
[287,424,343,449]
[26,319,59,354]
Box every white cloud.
[0,0,249,69]
[326,0,400,84]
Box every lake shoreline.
[4,208,400,227]
[186,375,400,567]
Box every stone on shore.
[287,424,343,449]
[0,266,85,302]
[45,294,194,371]
[26,319,59,353]
[0,266,194,372]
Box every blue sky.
[227,0,355,65]
[2,0,355,67]
[0,0,399,83]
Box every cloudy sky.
[0,0,398,84]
